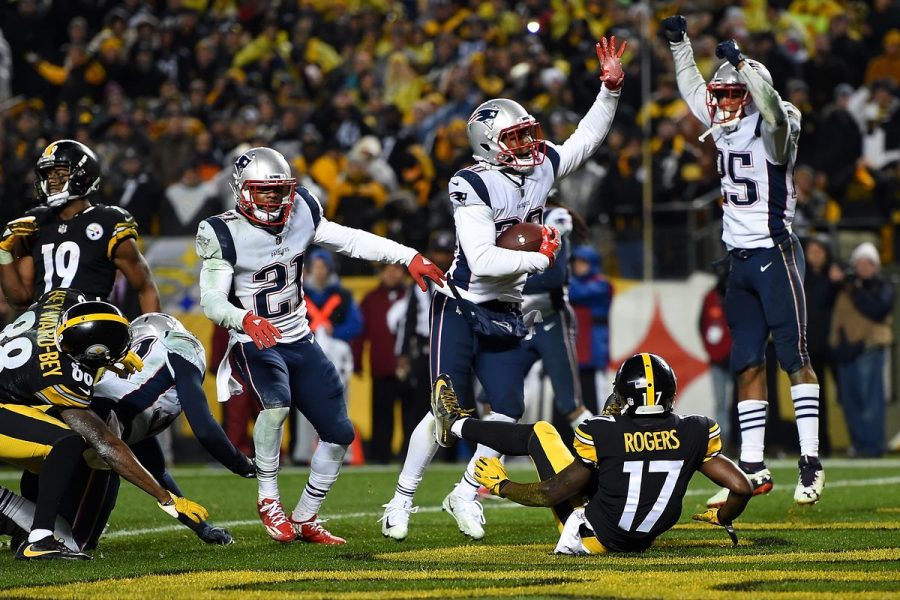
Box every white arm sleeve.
[670,36,712,127]
[313,218,417,265]
[738,64,796,165]
[552,86,620,180]
[455,205,550,277]
[196,220,248,330]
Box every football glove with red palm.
[242,312,282,349]
[407,253,446,291]
[538,226,562,267]
[596,36,627,91]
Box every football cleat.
[16,535,90,561]
[794,455,824,505]
[291,515,346,545]
[430,374,473,448]
[379,498,419,541]
[257,498,297,543]
[442,490,485,540]
[706,462,773,508]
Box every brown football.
[496,222,543,252]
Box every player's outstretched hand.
[158,493,209,524]
[692,508,739,546]
[538,225,562,267]
[662,15,687,43]
[242,312,282,349]
[407,253,446,292]
[474,457,509,496]
[0,216,38,264]
[596,36,626,91]
[715,40,745,68]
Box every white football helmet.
[130,312,187,341]
[467,98,545,172]
[231,147,297,226]
[706,59,773,128]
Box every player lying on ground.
[663,15,824,507]
[432,353,752,553]
[197,146,445,544]
[0,290,207,560]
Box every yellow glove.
[108,350,144,377]
[474,457,509,496]
[158,493,209,524]
[692,508,738,546]
[0,216,37,262]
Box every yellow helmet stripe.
[56,313,130,339]
[640,352,655,406]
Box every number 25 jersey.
[573,413,722,552]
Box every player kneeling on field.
[431,353,753,553]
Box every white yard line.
[101,475,900,540]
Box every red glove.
[596,36,626,91]
[407,253,446,292]
[538,226,561,267]
[242,312,282,349]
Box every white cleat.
[379,498,418,541]
[794,455,825,505]
[442,490,485,540]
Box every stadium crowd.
[1,0,899,457]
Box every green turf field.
[0,459,899,599]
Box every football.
[496,222,543,252]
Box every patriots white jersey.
[715,112,798,249]
[444,147,561,304]
[94,328,205,445]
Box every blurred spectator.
[0,29,11,102]
[814,84,863,194]
[848,79,900,170]
[569,244,613,414]
[792,166,829,238]
[160,161,223,236]
[804,236,841,457]
[829,242,894,457]
[354,264,408,464]
[699,267,733,446]
[106,146,162,236]
[864,29,900,85]
[598,134,643,278]
[304,249,363,343]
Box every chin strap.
[698,116,741,142]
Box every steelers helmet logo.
[86,223,103,240]
[86,343,110,359]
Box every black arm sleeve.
[169,352,254,476]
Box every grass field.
[0,459,899,599]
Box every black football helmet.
[55,301,131,370]
[612,353,677,416]
[35,139,101,208]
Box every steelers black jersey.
[0,289,97,409]
[22,203,139,301]
[573,413,722,552]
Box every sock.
[450,417,468,438]
[737,400,768,464]
[456,412,517,501]
[27,528,53,543]
[393,413,438,503]
[253,407,289,501]
[33,435,85,533]
[1,488,74,548]
[459,419,534,455]
[570,408,593,430]
[292,441,347,522]
[792,383,820,457]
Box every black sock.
[32,435,86,533]
[459,420,533,455]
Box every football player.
[381,37,625,542]
[0,289,207,559]
[0,139,160,312]
[663,16,824,506]
[196,147,445,544]
[432,354,753,554]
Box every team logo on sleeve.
[85,223,103,240]
[450,191,468,204]
[469,107,500,129]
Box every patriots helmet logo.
[234,152,254,176]
[470,107,500,129]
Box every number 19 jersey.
[573,413,722,552]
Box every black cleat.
[16,535,90,561]
[431,374,470,448]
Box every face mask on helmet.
[706,83,750,126]
[232,148,297,227]
[496,121,546,171]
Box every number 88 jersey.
[0,289,97,408]
[23,204,139,301]
[573,412,722,552]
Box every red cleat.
[291,515,346,545]
[257,498,297,543]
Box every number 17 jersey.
[573,413,722,552]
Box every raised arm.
[664,16,712,127]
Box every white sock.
[254,407,289,501]
[450,417,469,438]
[456,412,516,500]
[292,441,347,522]
[0,488,76,549]
[792,383,820,457]
[393,413,438,503]
[737,400,768,464]
[27,528,53,543]
[570,408,593,430]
